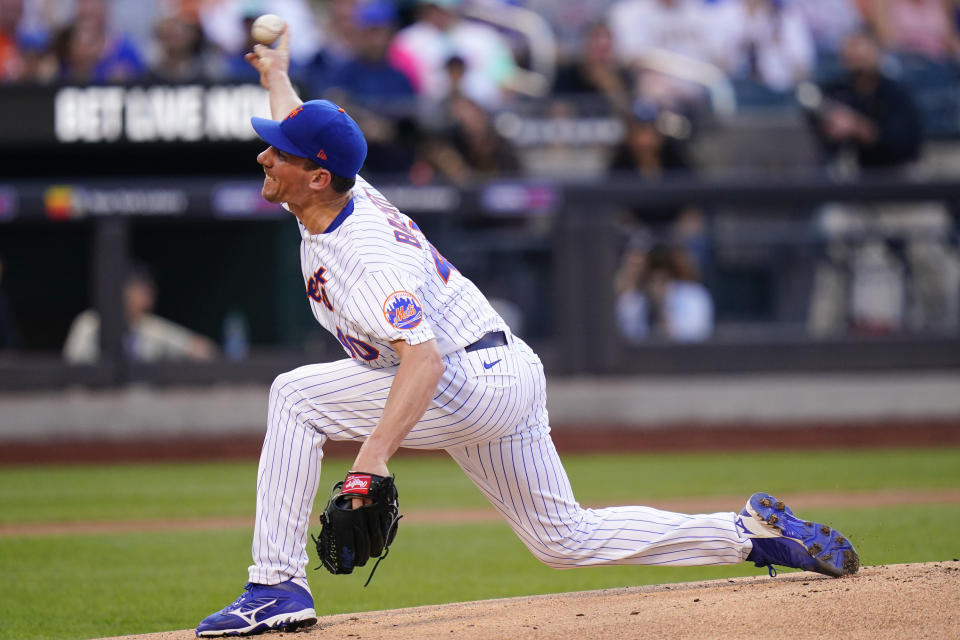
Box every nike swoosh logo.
[233,599,277,625]
[482,359,502,370]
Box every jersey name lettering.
[364,187,422,248]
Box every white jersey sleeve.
[296,176,507,366]
[340,267,437,346]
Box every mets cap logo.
[384,291,423,330]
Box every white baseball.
[251,14,284,45]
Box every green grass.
[1,448,958,640]
[3,448,959,524]
[3,506,959,640]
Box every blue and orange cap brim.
[250,117,309,159]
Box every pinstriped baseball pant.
[249,336,753,585]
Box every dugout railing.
[0,174,959,391]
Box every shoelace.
[223,584,255,611]
[750,557,779,578]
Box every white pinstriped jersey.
[297,176,506,367]
[249,178,752,590]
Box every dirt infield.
[102,562,959,640]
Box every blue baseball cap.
[251,100,367,179]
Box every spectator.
[413,54,468,155]
[607,100,702,235]
[422,94,522,185]
[292,0,363,92]
[325,2,415,109]
[0,0,24,81]
[314,0,363,67]
[727,0,816,92]
[0,256,18,351]
[522,0,618,62]
[607,99,710,273]
[805,31,960,336]
[808,30,922,169]
[794,0,864,56]
[615,233,714,342]
[608,100,693,181]
[110,0,164,47]
[866,0,960,62]
[607,0,756,115]
[318,3,420,179]
[145,12,226,83]
[52,0,145,83]
[443,53,468,101]
[552,20,634,117]
[608,0,714,64]
[1,0,55,84]
[606,0,741,111]
[63,265,217,364]
[16,29,58,83]
[390,0,519,109]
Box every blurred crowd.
[2,1,958,174]
[3,0,956,196]
[1,0,959,350]
[2,0,958,115]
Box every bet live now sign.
[54,85,270,143]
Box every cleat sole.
[279,618,318,633]
[744,492,860,579]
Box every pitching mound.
[106,562,958,640]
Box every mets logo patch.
[383,291,423,330]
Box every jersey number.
[336,327,379,361]
[427,242,455,284]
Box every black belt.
[464,331,507,352]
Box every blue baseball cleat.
[738,492,859,578]
[196,580,317,637]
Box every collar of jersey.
[323,198,354,234]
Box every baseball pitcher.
[196,23,858,638]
